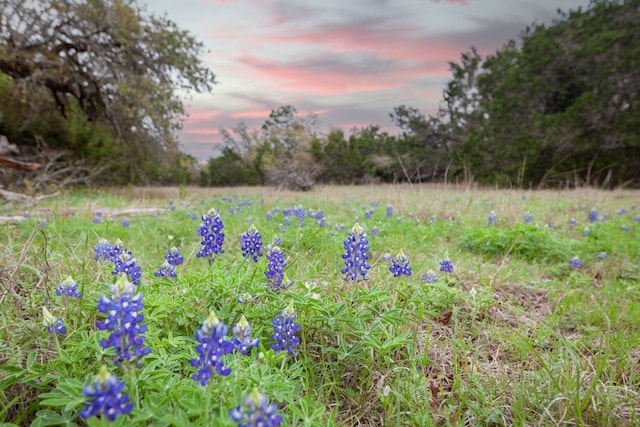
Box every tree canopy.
[0,0,214,184]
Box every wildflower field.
[1,184,640,426]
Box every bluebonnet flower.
[231,315,259,355]
[122,218,130,228]
[582,227,592,236]
[569,218,577,227]
[292,205,305,227]
[439,258,454,273]
[196,208,225,260]
[569,256,583,269]
[55,276,82,298]
[237,293,255,304]
[112,250,142,286]
[39,220,47,228]
[79,366,133,421]
[598,252,607,260]
[589,209,598,222]
[154,261,176,278]
[389,251,412,277]
[165,246,184,266]
[229,387,283,427]
[621,225,630,232]
[154,246,183,276]
[341,223,371,281]
[422,270,438,283]
[97,275,150,366]
[271,302,301,356]
[488,211,497,226]
[264,245,291,291]
[190,311,234,386]
[386,205,393,219]
[241,225,264,262]
[523,212,533,224]
[365,209,374,219]
[618,208,627,215]
[43,307,66,334]
[92,216,102,224]
[94,238,112,262]
[372,226,380,236]
[635,216,640,223]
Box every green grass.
[1,184,639,426]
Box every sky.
[146,0,592,160]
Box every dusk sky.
[147,0,591,160]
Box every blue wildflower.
[439,258,454,273]
[569,218,577,227]
[154,261,176,278]
[229,387,283,427]
[55,276,82,298]
[488,211,497,226]
[43,307,66,334]
[341,223,371,281]
[196,208,225,260]
[240,225,264,262]
[422,270,438,283]
[271,302,301,356]
[97,275,150,366]
[79,366,133,421]
[122,218,130,228]
[569,256,583,269]
[165,246,184,266]
[598,252,607,260]
[386,205,393,219]
[231,315,259,355]
[94,239,112,261]
[189,311,234,386]
[588,209,598,222]
[524,212,533,224]
[265,245,291,291]
[389,251,412,277]
[112,250,142,286]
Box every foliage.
[447,0,640,187]
[0,0,215,184]
[1,186,640,425]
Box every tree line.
[1,0,638,190]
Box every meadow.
[1,184,639,426]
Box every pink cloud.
[230,109,273,119]
[236,54,445,96]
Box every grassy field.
[1,184,639,426]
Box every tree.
[0,0,215,183]
[258,105,322,191]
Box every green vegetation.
[0,0,213,185]
[1,185,639,425]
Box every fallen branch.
[0,188,59,203]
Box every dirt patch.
[489,283,552,327]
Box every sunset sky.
[147,0,591,160]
